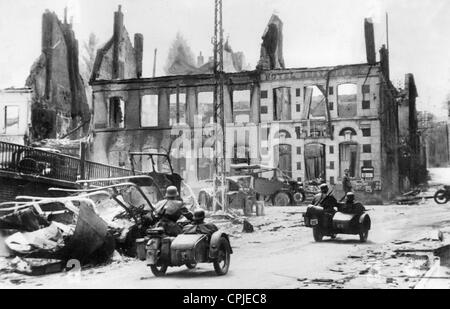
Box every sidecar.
[303,205,371,242]
[144,229,232,277]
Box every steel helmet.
[165,186,179,198]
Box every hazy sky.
[1,0,449,118]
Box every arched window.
[274,129,292,139]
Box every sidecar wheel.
[313,227,323,242]
[213,238,230,276]
[185,263,197,269]
[150,264,168,277]
[359,230,369,243]
[293,191,306,204]
[434,190,448,204]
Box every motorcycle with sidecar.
[143,226,233,276]
[303,203,371,243]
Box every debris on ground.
[242,220,254,233]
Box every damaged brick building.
[26,9,90,141]
[88,7,422,202]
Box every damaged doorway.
[304,143,326,181]
[274,144,292,178]
[339,142,359,178]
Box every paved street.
[1,198,449,289]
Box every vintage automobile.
[230,164,306,206]
[303,203,371,243]
[144,226,232,276]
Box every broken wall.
[26,10,90,141]
[90,6,143,81]
[257,14,285,70]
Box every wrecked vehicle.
[231,164,306,206]
[144,226,232,276]
[129,152,198,208]
[198,176,257,213]
[303,202,371,243]
[0,193,115,271]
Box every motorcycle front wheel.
[150,264,168,277]
[434,189,448,204]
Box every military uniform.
[155,198,193,236]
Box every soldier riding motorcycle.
[144,186,232,276]
[303,185,371,242]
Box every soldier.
[340,169,353,202]
[154,186,193,236]
[312,183,338,212]
[182,209,219,238]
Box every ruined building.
[88,10,420,202]
[26,9,90,141]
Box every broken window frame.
[339,142,360,178]
[140,94,159,128]
[304,85,327,120]
[337,83,358,118]
[169,90,187,126]
[108,97,125,129]
[232,89,251,124]
[4,105,20,134]
[197,91,215,126]
[272,87,292,121]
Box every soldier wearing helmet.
[154,186,194,236]
[312,183,338,212]
[182,209,219,237]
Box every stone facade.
[88,10,419,202]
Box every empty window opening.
[337,83,357,117]
[169,93,187,125]
[141,95,158,127]
[304,86,326,119]
[4,106,19,134]
[233,90,251,124]
[198,92,214,126]
[362,127,371,137]
[273,87,291,121]
[109,97,125,129]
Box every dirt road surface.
[1,199,449,289]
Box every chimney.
[379,44,390,80]
[134,33,143,78]
[364,18,376,65]
[197,52,204,67]
[42,11,55,100]
[113,5,124,79]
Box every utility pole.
[212,0,227,212]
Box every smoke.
[164,32,197,75]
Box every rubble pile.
[297,237,441,289]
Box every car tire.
[150,264,168,277]
[273,191,291,206]
[293,191,306,204]
[434,189,448,204]
[213,238,231,276]
[313,227,323,242]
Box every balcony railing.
[0,141,136,184]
